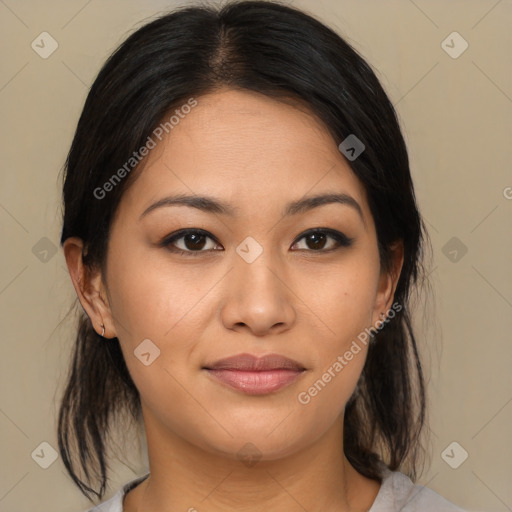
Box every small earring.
[101,324,105,337]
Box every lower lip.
[205,369,304,395]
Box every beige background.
[1,0,511,511]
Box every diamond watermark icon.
[441,32,468,59]
[134,338,161,366]
[236,236,263,263]
[441,441,468,469]
[31,32,59,59]
[31,441,58,469]
[237,442,263,468]
[338,134,365,161]
[32,237,58,263]
[442,236,468,263]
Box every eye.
[161,229,222,256]
[291,228,354,252]
[160,227,354,257]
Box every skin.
[64,88,403,512]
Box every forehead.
[118,88,369,220]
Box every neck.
[125,410,381,512]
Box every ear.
[371,240,404,326]
[62,237,117,339]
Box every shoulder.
[370,470,468,512]
[83,473,150,512]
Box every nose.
[220,251,296,337]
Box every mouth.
[203,353,307,395]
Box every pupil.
[308,233,326,250]
[185,233,206,250]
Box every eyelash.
[160,228,355,257]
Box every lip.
[203,353,306,395]
[205,353,306,371]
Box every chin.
[193,424,320,464]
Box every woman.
[58,1,468,510]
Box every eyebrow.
[139,192,365,224]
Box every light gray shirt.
[84,470,468,511]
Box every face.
[70,88,402,462]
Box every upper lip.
[204,353,306,371]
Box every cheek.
[106,242,212,341]
[301,255,380,345]
[293,254,378,411]
[104,248,213,393]
[294,323,368,440]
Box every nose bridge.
[234,237,284,303]
[220,236,296,334]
